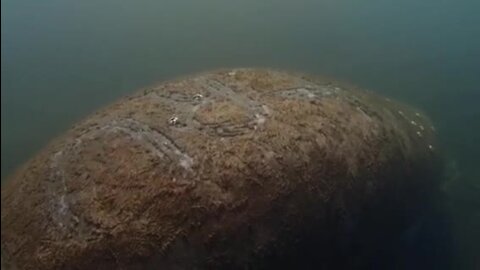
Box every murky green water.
[2,0,479,268]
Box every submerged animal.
[1,69,442,269]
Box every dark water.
[2,0,479,268]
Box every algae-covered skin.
[1,69,441,269]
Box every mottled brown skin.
[1,69,441,269]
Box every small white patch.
[416,131,423,137]
[419,125,425,131]
[169,116,179,126]
[415,112,421,117]
[255,114,266,125]
[428,145,434,150]
[398,110,404,115]
[193,94,203,101]
[228,71,236,76]
[410,120,417,126]
[179,154,194,171]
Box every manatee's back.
[1,69,441,269]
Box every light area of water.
[2,0,479,268]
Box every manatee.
[1,69,442,269]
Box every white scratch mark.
[296,88,315,98]
[50,150,81,226]
[356,107,372,122]
[262,105,272,116]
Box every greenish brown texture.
[1,69,441,269]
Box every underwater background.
[2,0,479,269]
